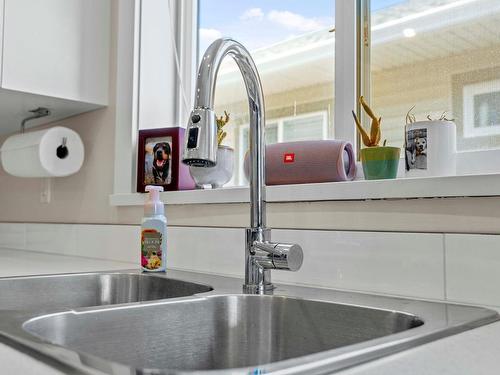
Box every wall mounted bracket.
[20,107,51,133]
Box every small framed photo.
[136,127,195,193]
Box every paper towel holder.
[20,107,51,133]
[56,137,69,159]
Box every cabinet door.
[2,0,110,105]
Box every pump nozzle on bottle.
[145,185,165,216]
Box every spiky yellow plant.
[352,96,384,147]
[216,111,230,146]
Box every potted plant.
[189,111,235,188]
[404,107,456,177]
[352,97,400,180]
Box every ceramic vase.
[189,146,234,188]
[360,146,400,180]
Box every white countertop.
[0,248,134,278]
[0,248,133,375]
[0,248,499,375]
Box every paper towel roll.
[1,126,84,177]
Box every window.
[113,0,500,201]
[282,112,328,142]
[463,79,500,138]
[113,0,500,204]
[368,0,500,152]
[198,1,335,186]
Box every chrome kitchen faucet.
[182,38,303,293]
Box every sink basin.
[0,270,497,375]
[0,272,212,311]
[24,294,423,371]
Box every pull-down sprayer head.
[183,108,218,167]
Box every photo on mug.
[405,128,427,171]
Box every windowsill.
[109,173,500,206]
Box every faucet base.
[242,283,275,295]
[244,227,273,293]
[244,227,304,294]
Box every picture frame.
[136,127,195,193]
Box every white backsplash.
[1,222,499,307]
[445,234,500,306]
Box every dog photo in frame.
[136,127,195,193]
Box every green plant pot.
[360,146,400,180]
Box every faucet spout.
[186,38,266,228]
[182,38,302,294]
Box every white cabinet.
[0,1,3,84]
[0,0,110,134]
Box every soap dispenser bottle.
[141,185,167,272]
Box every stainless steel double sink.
[0,270,497,374]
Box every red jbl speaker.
[244,140,356,185]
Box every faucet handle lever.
[253,241,303,272]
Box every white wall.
[2,222,500,310]
[0,0,119,224]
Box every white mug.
[405,120,457,177]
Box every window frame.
[113,0,198,195]
[111,0,500,206]
[113,0,356,197]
